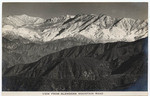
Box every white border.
[0,1,149,96]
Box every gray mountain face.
[2,38,148,91]
[2,14,148,67]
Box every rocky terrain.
[3,38,148,91]
[2,14,148,91]
[2,14,148,67]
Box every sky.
[2,3,148,20]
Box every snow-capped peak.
[2,14,148,43]
[3,14,45,27]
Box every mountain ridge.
[2,14,148,67]
[2,14,148,91]
[2,38,148,91]
[2,14,148,43]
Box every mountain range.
[2,14,148,91]
[2,14,148,67]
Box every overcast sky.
[2,3,148,20]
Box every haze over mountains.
[2,14,148,91]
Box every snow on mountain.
[2,14,148,91]
[3,14,45,26]
[2,14,148,43]
[2,25,42,42]
[2,14,148,67]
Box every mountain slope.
[2,14,148,67]
[3,38,148,91]
[2,14,148,43]
[2,36,94,67]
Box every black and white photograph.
[1,2,148,94]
